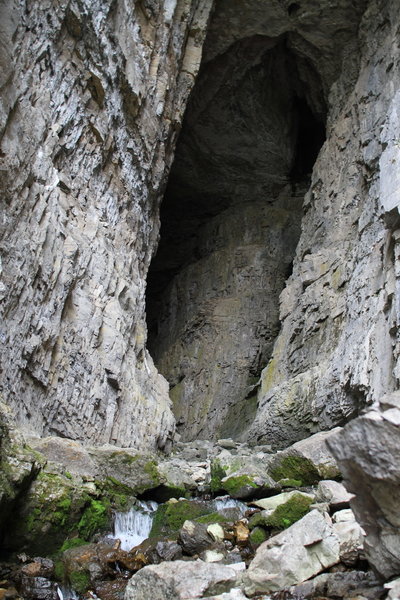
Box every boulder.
[332,510,365,565]
[315,480,354,508]
[267,429,341,485]
[28,437,97,478]
[290,570,384,599]
[210,455,279,499]
[327,400,400,579]
[251,490,314,511]
[249,491,314,530]
[124,560,241,600]
[242,510,340,595]
[178,520,214,555]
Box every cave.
[146,35,326,442]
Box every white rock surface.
[251,490,314,512]
[124,560,240,600]
[315,480,354,507]
[243,510,340,595]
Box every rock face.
[247,0,400,448]
[243,510,340,595]
[328,392,400,579]
[0,0,212,449]
[145,0,400,446]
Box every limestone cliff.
[1,0,400,455]
[0,0,212,450]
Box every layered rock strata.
[0,0,212,449]
[248,0,400,447]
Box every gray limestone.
[242,510,340,595]
[328,397,400,579]
[0,0,212,450]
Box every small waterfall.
[213,496,247,518]
[112,500,158,551]
[57,585,79,600]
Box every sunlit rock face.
[0,0,213,450]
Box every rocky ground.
[2,394,400,600]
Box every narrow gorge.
[1,0,400,599]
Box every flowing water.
[112,500,158,551]
[213,495,248,517]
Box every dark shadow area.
[146,35,326,440]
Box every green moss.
[249,493,313,531]
[69,570,90,594]
[54,560,65,582]
[269,454,320,486]
[249,526,268,546]
[195,512,228,525]
[222,475,257,496]
[59,538,88,553]
[150,500,212,537]
[210,460,226,493]
[278,478,303,488]
[144,460,161,485]
[77,499,110,539]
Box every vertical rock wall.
[0,0,212,450]
[249,0,400,448]
[147,0,368,442]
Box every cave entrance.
[146,36,326,442]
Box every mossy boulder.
[249,492,314,531]
[0,402,44,539]
[249,526,268,547]
[4,471,113,556]
[267,430,341,485]
[210,455,279,499]
[89,447,162,495]
[150,500,215,538]
[268,454,321,486]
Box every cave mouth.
[146,35,326,442]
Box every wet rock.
[243,510,340,595]
[315,480,354,508]
[19,577,58,600]
[20,559,54,579]
[125,560,241,599]
[328,403,400,578]
[178,520,214,556]
[94,580,127,600]
[289,570,384,599]
[129,536,182,566]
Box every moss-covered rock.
[5,471,95,555]
[150,500,214,537]
[249,526,268,547]
[210,459,227,493]
[221,474,258,499]
[267,430,341,484]
[249,492,313,530]
[269,454,321,486]
[209,455,279,499]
